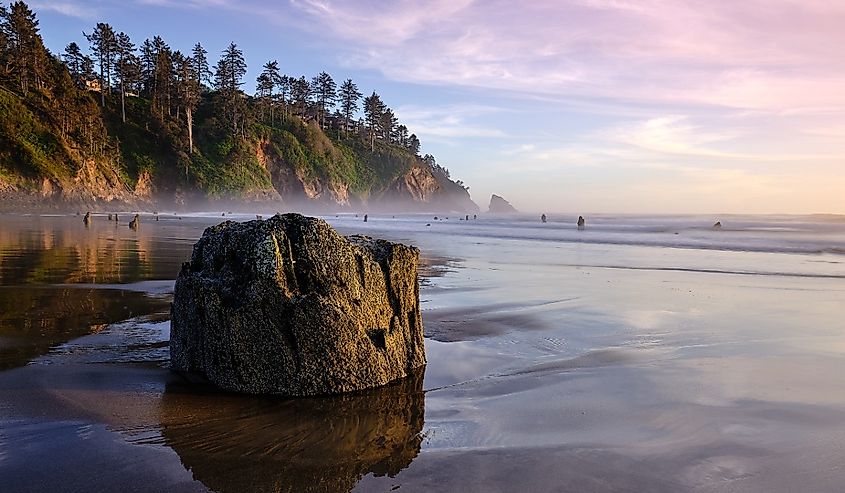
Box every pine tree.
[311,71,336,128]
[363,91,385,151]
[255,72,272,122]
[257,60,280,125]
[276,74,291,116]
[175,53,200,159]
[407,133,421,155]
[214,42,247,136]
[81,55,95,81]
[379,107,397,143]
[113,32,135,123]
[62,41,84,82]
[339,78,362,136]
[85,22,117,106]
[396,124,409,147]
[190,42,211,88]
[139,38,155,96]
[290,75,311,118]
[1,1,46,94]
[152,40,172,117]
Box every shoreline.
[2,213,845,492]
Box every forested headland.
[0,1,477,212]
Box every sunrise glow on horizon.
[35,0,845,213]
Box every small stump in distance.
[170,213,426,396]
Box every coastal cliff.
[0,89,477,212]
[0,2,478,213]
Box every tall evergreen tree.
[379,107,397,143]
[62,41,84,81]
[363,91,385,151]
[276,74,291,116]
[338,78,361,136]
[81,54,95,81]
[85,22,117,106]
[113,31,135,123]
[290,75,311,118]
[214,42,247,136]
[138,38,155,95]
[406,133,421,155]
[152,39,173,117]
[213,42,246,93]
[190,42,211,87]
[255,71,272,122]
[258,60,280,125]
[1,1,46,94]
[396,124,409,147]
[311,71,336,128]
[175,53,200,159]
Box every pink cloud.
[285,0,845,110]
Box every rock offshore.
[170,213,426,396]
[488,194,518,214]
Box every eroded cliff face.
[374,165,478,212]
[256,139,477,213]
[381,165,439,203]
[1,108,476,212]
[256,139,352,208]
[0,158,148,211]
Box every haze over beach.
[1,1,845,493]
[32,0,845,213]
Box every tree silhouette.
[339,78,362,136]
[311,71,336,128]
[113,31,136,122]
[85,22,117,105]
[190,42,211,87]
[363,91,385,151]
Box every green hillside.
[0,1,477,212]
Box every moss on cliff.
[0,81,476,211]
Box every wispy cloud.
[68,0,845,212]
[284,0,845,112]
[395,104,507,142]
[31,1,98,19]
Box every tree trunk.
[106,54,111,94]
[120,80,126,123]
[187,106,193,155]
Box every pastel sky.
[34,0,845,213]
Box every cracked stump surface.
[170,213,425,396]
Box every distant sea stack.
[170,213,426,396]
[488,194,518,214]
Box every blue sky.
[31,0,845,214]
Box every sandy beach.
[1,212,845,492]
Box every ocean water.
[1,212,844,492]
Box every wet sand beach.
[1,213,845,492]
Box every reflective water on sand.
[1,213,845,492]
